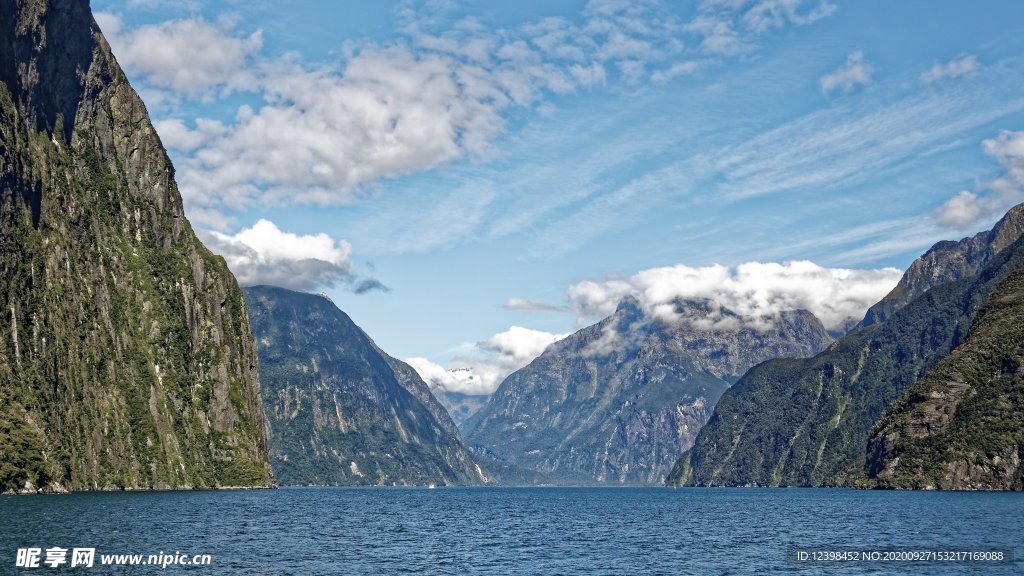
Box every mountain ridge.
[859,204,1024,328]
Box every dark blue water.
[1,487,1021,575]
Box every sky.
[90,0,1024,396]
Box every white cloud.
[407,326,568,395]
[921,55,979,83]
[566,261,902,330]
[481,326,566,365]
[405,358,483,394]
[984,129,1024,193]
[97,13,261,97]
[935,191,985,229]
[171,49,511,218]
[197,219,361,292]
[820,50,873,95]
[935,130,1024,230]
[420,259,900,394]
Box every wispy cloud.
[819,50,873,94]
[523,161,690,258]
[830,220,958,265]
[687,0,837,55]
[742,0,837,32]
[712,86,1024,201]
[504,298,567,312]
[345,180,496,254]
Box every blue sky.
[91,0,1024,395]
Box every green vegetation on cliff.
[0,0,273,492]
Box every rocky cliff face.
[243,286,484,486]
[669,204,1024,488]
[0,0,274,492]
[865,236,1024,490]
[466,297,832,485]
[860,205,1024,327]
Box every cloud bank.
[566,260,902,330]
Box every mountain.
[865,241,1024,490]
[465,297,832,485]
[243,286,485,486]
[432,388,489,431]
[859,205,1024,327]
[668,205,1024,488]
[0,0,273,493]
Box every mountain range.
[3,0,1022,495]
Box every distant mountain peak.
[616,294,642,312]
[467,291,832,485]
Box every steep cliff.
[669,205,1024,487]
[865,237,1024,490]
[243,286,484,486]
[0,0,273,492]
[466,297,832,484]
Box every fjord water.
[1,488,1021,575]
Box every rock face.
[465,297,832,485]
[865,238,1024,490]
[859,205,1024,327]
[243,286,484,486]
[669,205,1024,488]
[0,0,274,492]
